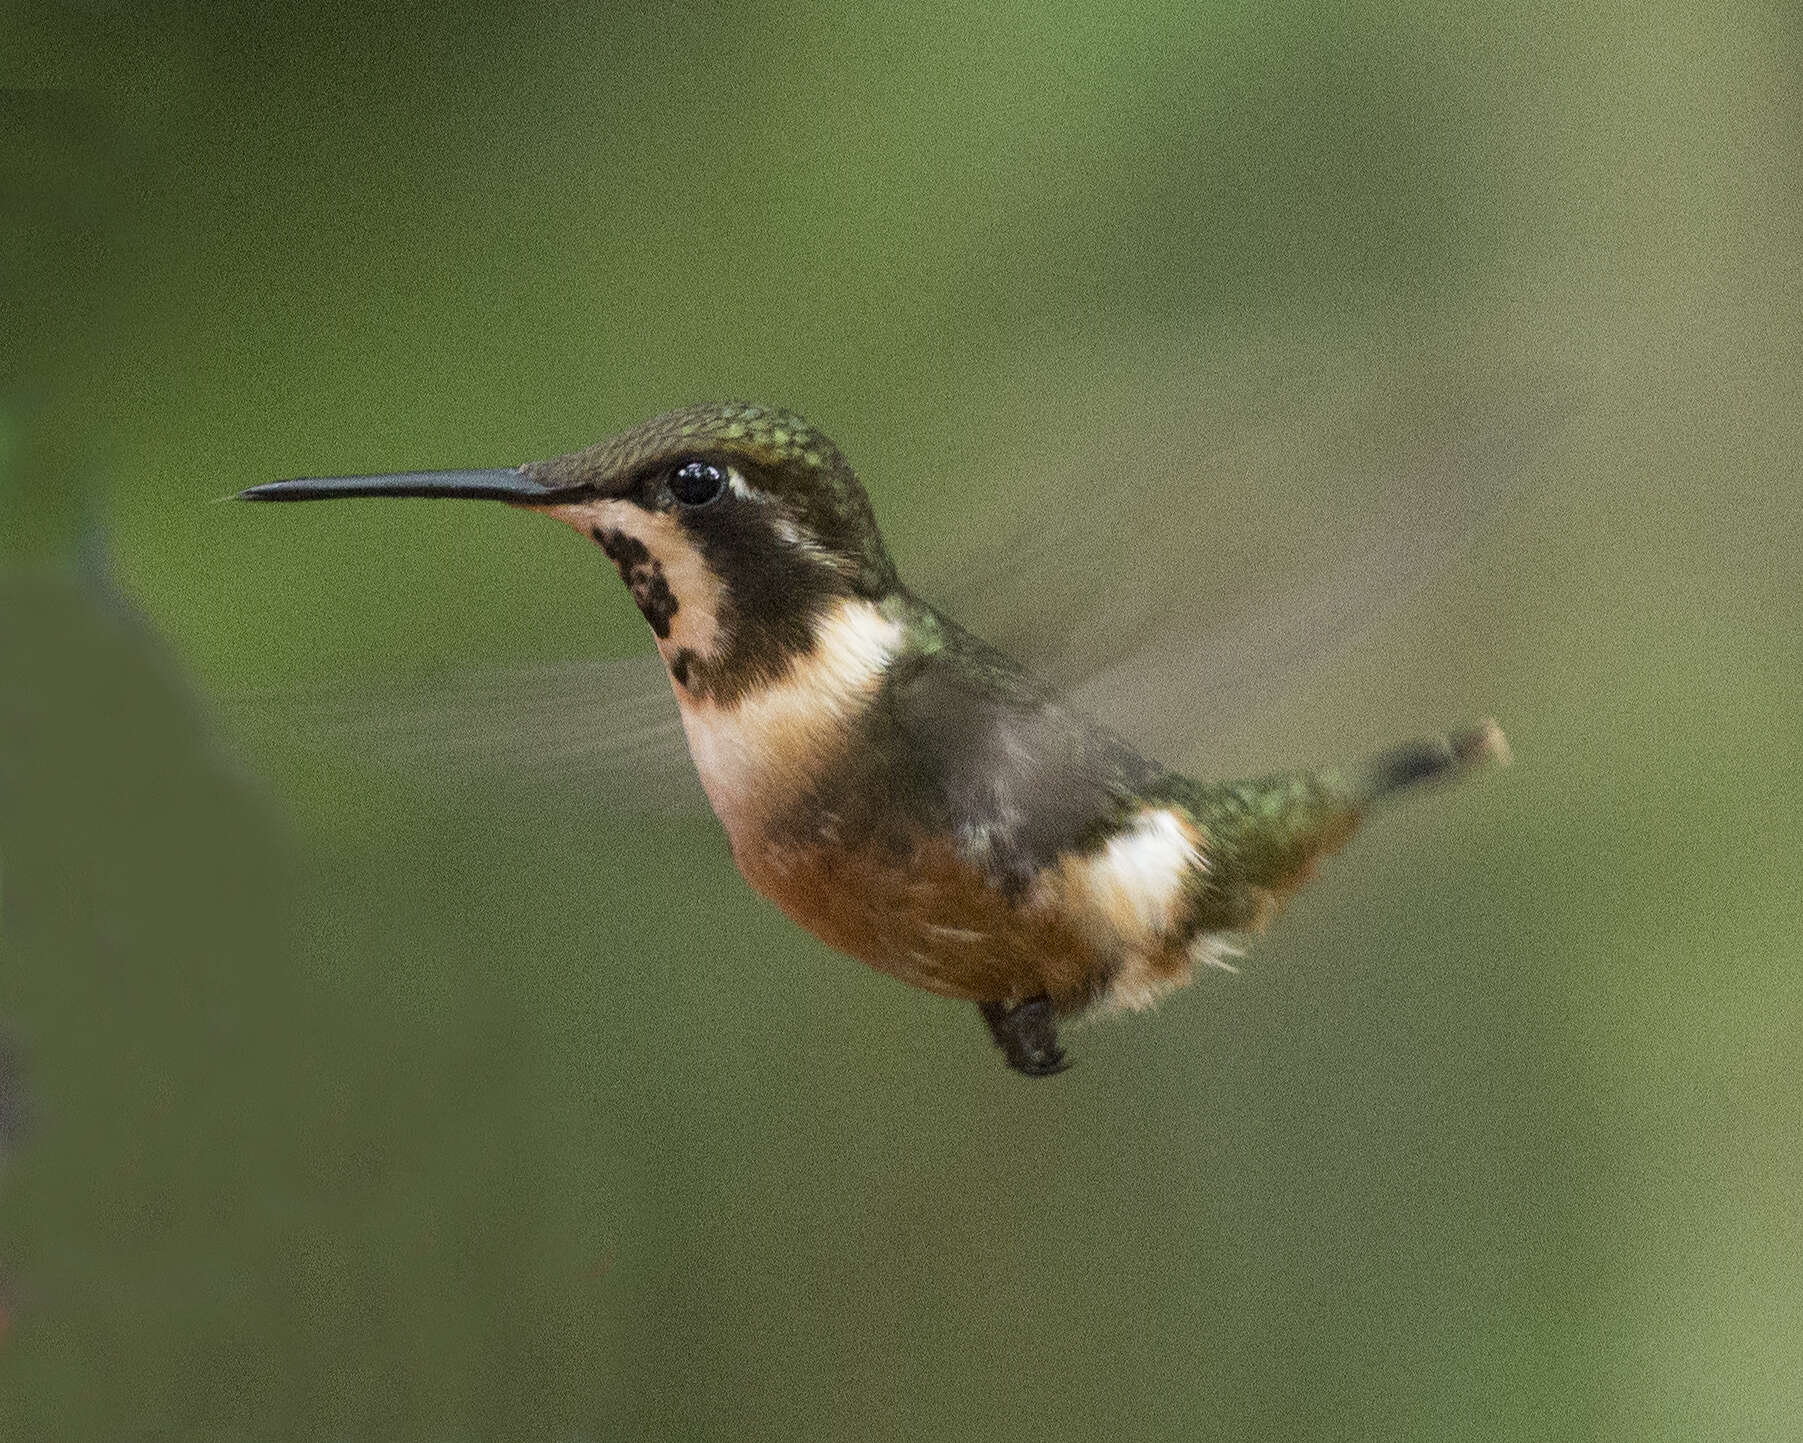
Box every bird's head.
[242,403,903,703]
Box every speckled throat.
[522,405,898,711]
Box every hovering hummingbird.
[241,402,1509,1076]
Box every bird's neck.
[549,495,884,709]
[673,592,914,850]
[543,494,917,843]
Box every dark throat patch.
[592,526,679,640]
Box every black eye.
[670,460,726,507]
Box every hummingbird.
[240,401,1509,1076]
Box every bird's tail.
[1181,721,1509,932]
[1352,719,1511,808]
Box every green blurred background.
[4,2,1800,1438]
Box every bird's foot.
[978,996,1069,1077]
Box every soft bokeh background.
[5,2,1800,1438]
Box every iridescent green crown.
[534,402,895,595]
[544,402,849,487]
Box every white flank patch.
[544,498,727,663]
[1071,808,1202,943]
[676,596,904,845]
[1046,807,1207,1015]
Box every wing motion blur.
[232,652,708,817]
[918,347,1572,765]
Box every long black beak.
[237,467,575,504]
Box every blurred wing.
[232,650,710,817]
[918,351,1573,764]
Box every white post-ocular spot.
[726,467,757,502]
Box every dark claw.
[978,996,1070,1077]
